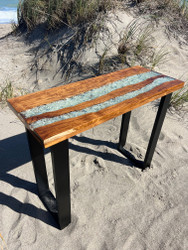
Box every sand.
[0,13,188,250]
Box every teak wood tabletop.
[8,66,184,148]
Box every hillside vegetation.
[17,0,188,31]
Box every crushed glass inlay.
[30,76,174,129]
[22,71,160,118]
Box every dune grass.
[17,0,188,31]
[18,0,114,30]
[118,20,169,69]
[170,85,188,110]
[134,0,188,21]
[150,47,169,70]
[0,80,14,103]
[0,80,28,105]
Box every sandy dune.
[0,12,188,250]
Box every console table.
[8,66,184,229]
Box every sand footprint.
[125,142,145,160]
[131,116,140,131]
[1,190,37,249]
[159,131,165,141]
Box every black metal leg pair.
[118,94,172,169]
[26,129,71,230]
[25,93,171,229]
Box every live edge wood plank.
[8,66,149,113]
[7,66,184,148]
[35,79,183,148]
[25,75,164,124]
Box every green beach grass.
[17,0,114,30]
[17,0,188,31]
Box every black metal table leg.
[118,111,144,168]
[118,111,131,149]
[26,129,50,197]
[143,93,172,168]
[26,129,71,229]
[51,140,71,229]
[118,93,172,169]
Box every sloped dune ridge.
[0,9,188,250]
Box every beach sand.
[0,14,188,250]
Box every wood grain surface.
[8,66,184,148]
[8,66,149,113]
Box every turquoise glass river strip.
[22,71,160,118]
[30,76,174,129]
